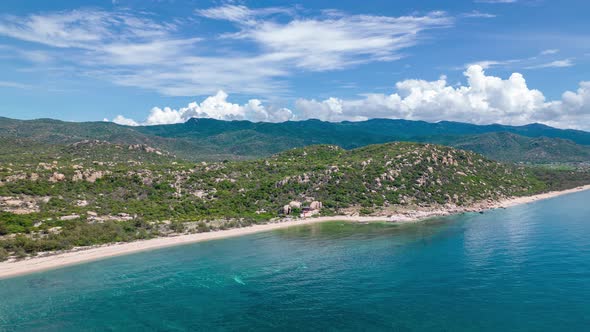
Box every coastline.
[1,184,589,280]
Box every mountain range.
[2,115,590,259]
[1,116,590,163]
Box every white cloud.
[145,107,185,125]
[200,5,452,71]
[98,38,201,66]
[294,65,590,130]
[0,8,283,96]
[0,80,32,89]
[110,66,590,130]
[465,60,516,69]
[0,6,452,97]
[0,9,173,49]
[99,54,290,97]
[461,49,573,71]
[196,5,293,24]
[539,83,590,129]
[197,5,254,22]
[461,11,496,18]
[242,99,294,123]
[541,49,559,55]
[112,90,294,126]
[561,82,590,112]
[525,59,574,69]
[111,115,140,126]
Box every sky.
[1,0,590,130]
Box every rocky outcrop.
[310,201,323,210]
[86,213,134,223]
[59,214,80,221]
[71,170,110,183]
[283,205,292,215]
[128,144,164,155]
[48,172,66,183]
[0,196,44,214]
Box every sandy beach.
[1,184,589,280]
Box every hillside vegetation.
[445,132,590,163]
[1,140,589,259]
[2,117,590,164]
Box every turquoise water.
[1,191,590,331]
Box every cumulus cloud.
[294,65,590,130]
[111,115,139,126]
[110,66,590,130]
[548,82,590,129]
[112,90,294,126]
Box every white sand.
[1,184,589,279]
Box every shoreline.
[1,184,589,280]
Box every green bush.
[360,208,374,215]
[14,248,27,260]
[0,248,8,262]
[197,221,210,233]
[170,221,185,233]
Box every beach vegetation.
[0,139,588,258]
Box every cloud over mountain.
[294,65,590,129]
[111,91,293,125]
[111,66,590,130]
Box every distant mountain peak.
[1,116,590,163]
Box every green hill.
[1,141,589,259]
[2,116,590,163]
[424,132,590,163]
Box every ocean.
[1,190,590,331]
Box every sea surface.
[1,190,590,331]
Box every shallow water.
[1,190,590,331]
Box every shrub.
[14,248,27,260]
[197,221,210,233]
[170,220,185,233]
[360,208,374,215]
[0,248,8,262]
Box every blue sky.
[1,0,589,129]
